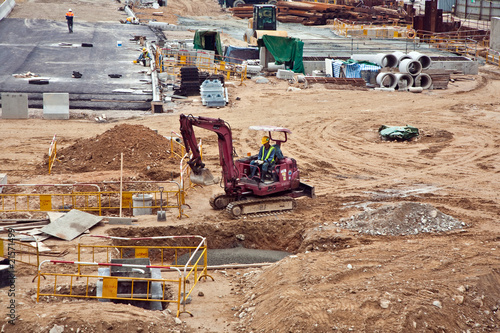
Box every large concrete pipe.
[413,73,432,89]
[376,72,398,89]
[408,51,432,70]
[392,51,412,64]
[351,53,398,68]
[398,59,422,75]
[394,73,414,90]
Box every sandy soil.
[2,0,500,332]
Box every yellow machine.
[244,5,287,46]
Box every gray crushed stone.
[338,202,467,236]
[176,247,291,266]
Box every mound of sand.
[47,124,182,180]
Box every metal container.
[132,194,153,216]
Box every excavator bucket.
[189,168,218,186]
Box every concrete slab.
[43,93,69,119]
[46,212,66,223]
[0,18,156,110]
[40,209,103,241]
[1,93,28,119]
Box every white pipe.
[394,73,414,90]
[398,59,422,75]
[413,73,432,89]
[376,72,397,89]
[408,51,432,70]
[351,53,398,68]
[408,87,424,93]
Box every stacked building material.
[229,1,410,26]
[200,78,226,108]
[176,66,200,96]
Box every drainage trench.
[107,220,319,266]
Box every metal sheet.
[249,125,292,133]
[40,209,103,241]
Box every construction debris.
[40,209,104,241]
[12,72,39,78]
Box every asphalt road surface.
[0,18,158,110]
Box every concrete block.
[0,0,15,22]
[277,69,295,80]
[43,93,70,120]
[304,61,326,76]
[1,93,29,119]
[0,174,7,194]
[490,17,500,52]
[429,57,478,75]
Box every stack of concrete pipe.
[352,52,433,91]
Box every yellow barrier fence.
[72,235,213,316]
[332,18,415,39]
[48,134,58,175]
[36,260,185,316]
[0,182,187,218]
[157,49,248,84]
[0,235,40,267]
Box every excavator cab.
[244,4,287,46]
[244,125,290,182]
[253,5,276,31]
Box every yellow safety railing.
[156,49,248,84]
[332,18,415,39]
[168,132,186,160]
[0,183,186,218]
[36,260,185,316]
[77,235,207,271]
[48,134,58,175]
[419,32,480,59]
[75,235,214,316]
[0,237,40,267]
[484,49,500,67]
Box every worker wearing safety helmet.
[137,47,150,66]
[65,9,74,33]
[249,136,276,182]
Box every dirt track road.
[1,0,500,332]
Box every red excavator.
[179,114,315,218]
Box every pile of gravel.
[338,202,467,236]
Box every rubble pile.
[339,202,466,235]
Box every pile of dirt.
[338,202,467,236]
[45,124,182,181]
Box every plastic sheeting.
[331,59,381,79]
[379,125,419,141]
[193,30,223,56]
[224,45,259,64]
[262,35,304,74]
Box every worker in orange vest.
[65,9,74,33]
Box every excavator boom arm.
[179,114,238,190]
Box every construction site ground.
[2,0,500,332]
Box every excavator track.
[225,196,297,219]
[209,193,235,210]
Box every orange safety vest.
[66,12,74,17]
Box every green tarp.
[379,125,419,141]
[262,35,304,74]
[193,30,223,56]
